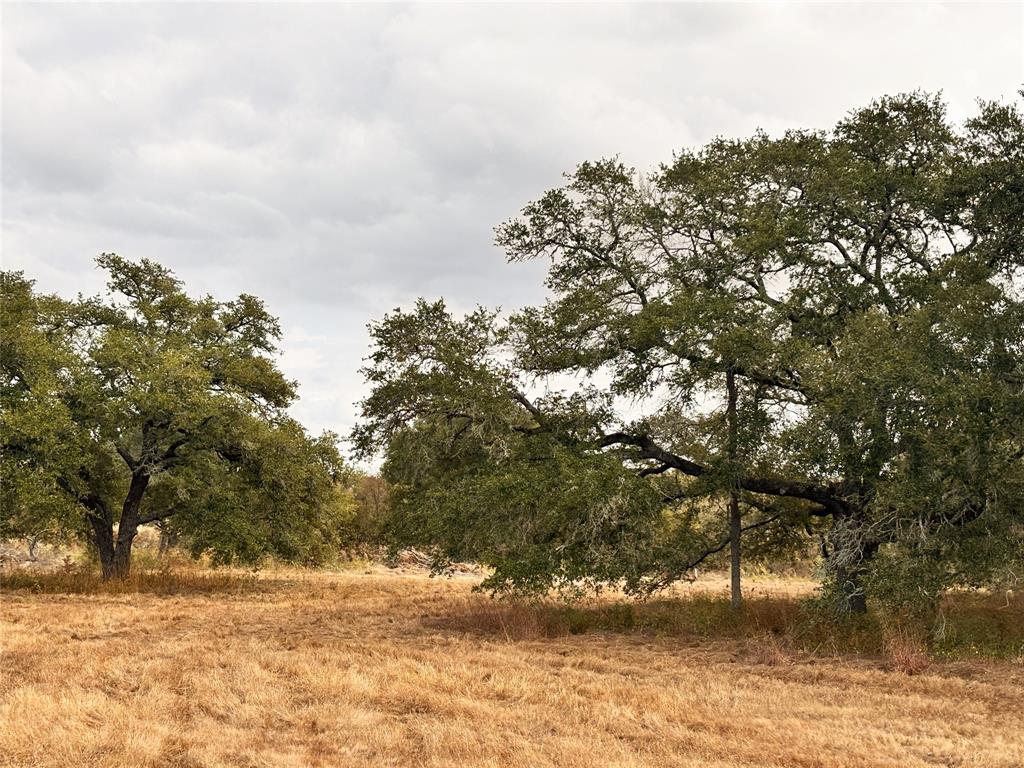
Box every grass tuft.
[882,627,931,675]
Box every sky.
[3,2,1022,463]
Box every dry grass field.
[2,566,1023,768]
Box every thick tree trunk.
[829,519,879,615]
[848,587,868,614]
[835,563,865,613]
[110,537,135,579]
[835,562,869,614]
[726,368,742,611]
[89,515,117,579]
[101,470,151,580]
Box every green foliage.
[347,472,392,547]
[1,272,89,544]
[393,440,667,596]
[356,92,1024,611]
[1,256,346,576]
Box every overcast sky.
[3,2,1022,462]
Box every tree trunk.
[729,492,742,610]
[835,562,869,614]
[110,536,135,579]
[847,586,868,614]
[157,525,178,556]
[726,368,742,611]
[89,514,116,579]
[828,515,879,614]
[105,470,151,580]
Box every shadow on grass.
[432,590,1024,662]
[931,589,1024,660]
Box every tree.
[355,92,1024,612]
[350,472,392,546]
[0,272,83,550]
[1,255,346,578]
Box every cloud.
[3,2,1022,462]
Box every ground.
[1,567,1022,768]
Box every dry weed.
[883,628,932,675]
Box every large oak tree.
[1,255,346,578]
[355,93,1024,612]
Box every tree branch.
[600,430,846,513]
[115,443,139,470]
[647,511,787,591]
[136,508,178,525]
[639,463,674,477]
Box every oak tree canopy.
[1,255,346,578]
[355,92,1024,612]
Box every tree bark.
[729,490,742,611]
[828,514,879,614]
[89,514,116,579]
[598,430,850,515]
[726,368,742,611]
[835,562,869,614]
[106,470,151,580]
[157,524,178,556]
[110,538,134,579]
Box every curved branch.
[115,443,139,470]
[600,430,846,513]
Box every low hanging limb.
[641,511,788,593]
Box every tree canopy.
[1,255,347,577]
[355,92,1024,612]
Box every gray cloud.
[3,2,1022,460]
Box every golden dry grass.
[2,568,1023,768]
